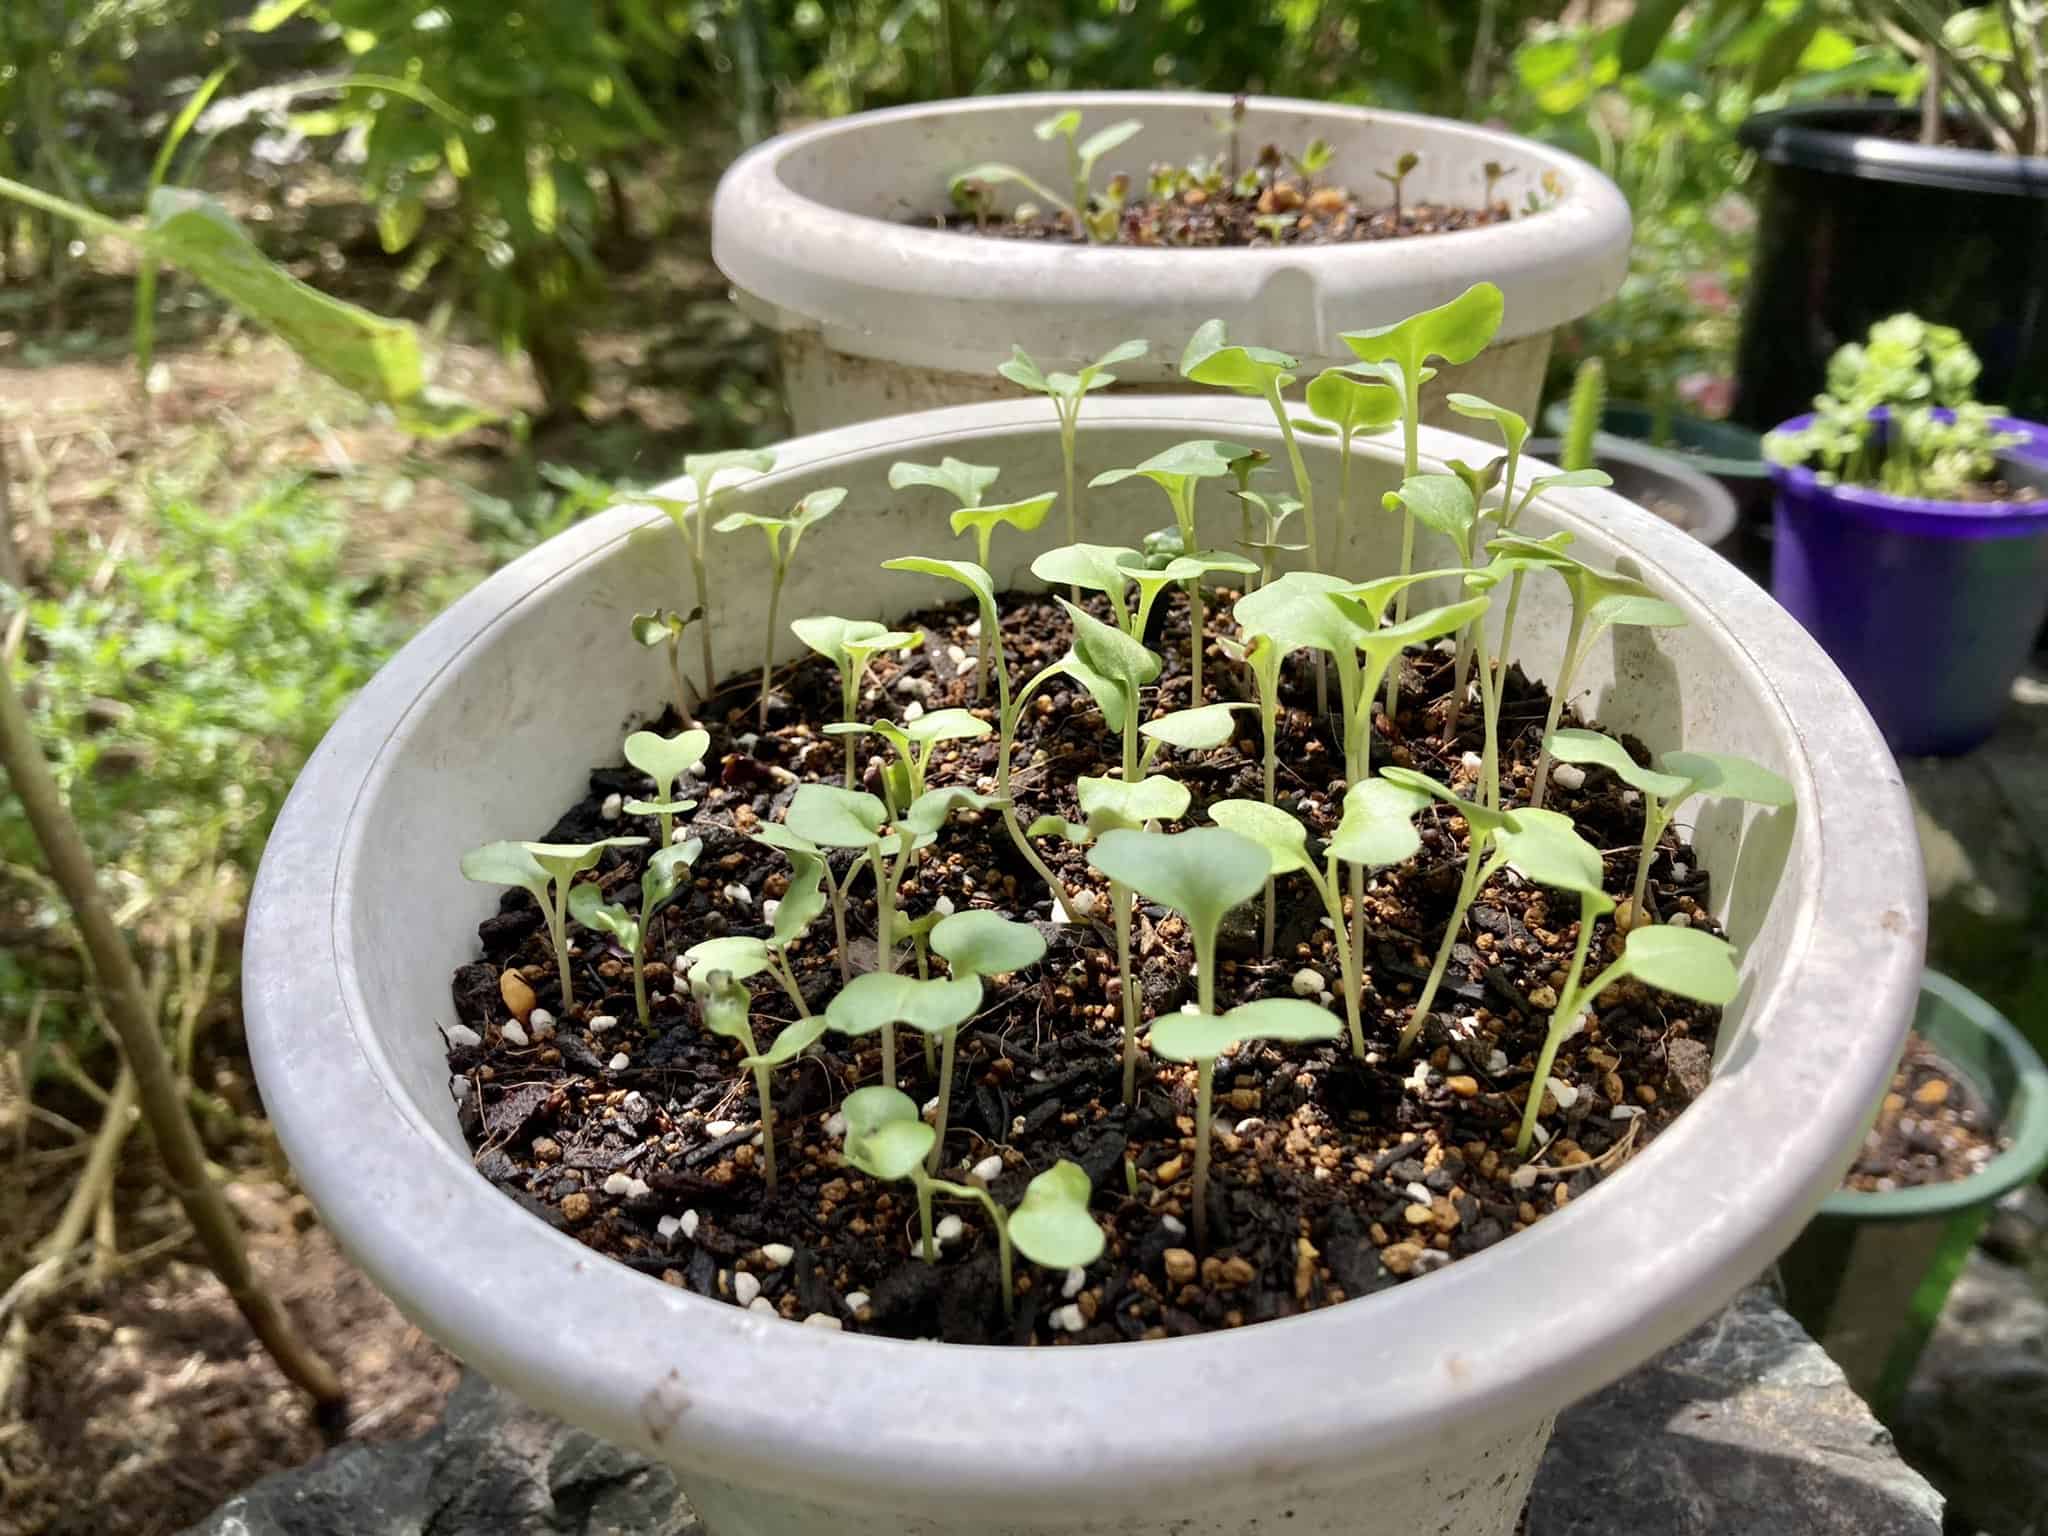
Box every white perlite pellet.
[600,792,623,821]
[759,1243,795,1269]
[843,1291,870,1314]
[732,1271,762,1307]
[804,1313,843,1330]
[679,1210,700,1239]
[969,1155,1004,1185]
[608,1053,631,1071]
[935,1215,965,1245]
[528,1008,556,1038]
[445,1024,481,1048]
[1550,762,1587,792]
[501,1020,529,1047]
[604,1173,634,1196]
[657,1215,682,1241]
[1062,1267,1087,1300]
[1292,968,1325,998]
[1546,1075,1579,1110]
[588,1014,618,1034]
[1050,1304,1087,1333]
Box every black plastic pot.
[1734,103,2048,431]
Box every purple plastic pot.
[1769,413,2048,756]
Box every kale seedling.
[1087,826,1268,1160]
[882,556,1071,916]
[648,449,776,698]
[827,707,991,818]
[1378,767,1522,1055]
[460,836,647,1011]
[570,840,700,1029]
[999,340,1148,567]
[1054,596,1162,781]
[1295,366,1401,540]
[891,457,1055,694]
[788,782,998,1001]
[714,486,844,729]
[1546,730,1794,921]
[753,819,859,986]
[827,969,981,1096]
[621,727,710,849]
[629,605,704,729]
[1149,999,1339,1248]
[1503,551,1688,810]
[1341,283,1505,707]
[1376,150,1420,226]
[1483,160,1512,206]
[951,110,1142,244]
[691,966,828,1195]
[928,910,1045,1172]
[790,616,924,787]
[840,1086,1102,1313]
[1209,780,1430,1054]
[1030,773,1193,1103]
[1089,439,1252,701]
[1179,324,1323,697]
[1514,916,1738,1157]
[681,831,828,1017]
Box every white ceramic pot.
[247,397,1924,1536]
[713,92,1632,433]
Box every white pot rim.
[712,91,1632,374]
[247,396,1922,1515]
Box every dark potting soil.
[444,587,1726,1347]
[936,156,1519,248]
[1840,1031,2009,1193]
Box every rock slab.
[1527,1284,1944,1534]
[189,1285,1940,1536]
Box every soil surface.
[940,143,1520,247]
[446,586,1726,1347]
[0,1179,456,1536]
[1840,1030,2010,1193]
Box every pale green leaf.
[1207,799,1312,877]
[890,456,1002,508]
[1619,925,1740,1005]
[1087,827,1267,941]
[826,972,983,1038]
[841,1085,936,1181]
[741,1015,830,1071]
[460,840,550,898]
[1493,807,1606,897]
[1341,283,1505,371]
[1076,774,1191,834]
[1547,730,1692,801]
[1149,997,1342,1064]
[931,910,1047,979]
[624,728,711,793]
[682,935,773,983]
[1007,1160,1105,1268]
[784,784,889,849]
[1139,702,1246,753]
[1327,778,1432,867]
[1658,751,1796,810]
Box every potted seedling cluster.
[438,277,1814,1358]
[711,91,1634,434]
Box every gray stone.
[189,1287,1940,1536]
[1530,1284,1944,1535]
[1893,1248,2048,1536]
[184,1371,701,1536]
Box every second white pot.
[713,92,1632,432]
[246,398,1922,1536]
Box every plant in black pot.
[1697,3,2048,427]
[1764,313,2048,755]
